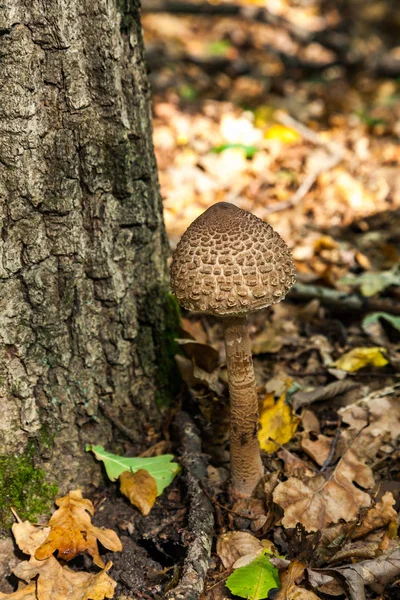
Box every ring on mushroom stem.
[170,202,296,498]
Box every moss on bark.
[0,444,58,530]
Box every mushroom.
[170,202,295,497]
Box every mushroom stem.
[222,315,264,498]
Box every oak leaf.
[12,519,50,556]
[274,561,319,600]
[273,465,371,532]
[14,555,116,600]
[34,490,122,567]
[119,469,157,516]
[301,434,375,489]
[0,584,37,600]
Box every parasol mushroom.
[170,202,295,497]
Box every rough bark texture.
[222,316,263,497]
[0,0,175,501]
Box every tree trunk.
[0,0,177,525]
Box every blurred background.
[141,0,400,289]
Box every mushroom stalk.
[222,315,264,498]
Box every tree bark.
[0,0,176,514]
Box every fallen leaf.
[339,269,400,297]
[339,385,400,460]
[277,448,316,479]
[318,546,400,600]
[259,392,300,453]
[0,584,37,600]
[119,469,157,516]
[251,329,284,354]
[216,532,263,569]
[273,459,372,531]
[331,347,388,372]
[301,433,375,489]
[292,380,357,411]
[354,492,397,539]
[14,555,116,600]
[87,445,180,494]
[274,561,320,599]
[34,490,122,568]
[363,311,400,333]
[264,124,300,143]
[225,550,280,600]
[12,519,50,556]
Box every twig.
[319,424,342,473]
[203,570,231,594]
[288,282,400,316]
[165,412,214,600]
[142,508,186,539]
[200,483,259,520]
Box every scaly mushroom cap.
[170,202,296,316]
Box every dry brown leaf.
[301,433,375,489]
[14,555,116,600]
[216,532,263,569]
[277,448,316,478]
[354,491,397,539]
[34,490,122,568]
[12,519,50,556]
[119,469,158,516]
[273,463,372,531]
[0,583,37,600]
[275,560,320,599]
[292,380,357,411]
[319,545,400,600]
[339,385,400,461]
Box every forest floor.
[134,1,400,598]
[3,1,400,599]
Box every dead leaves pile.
[1,490,122,600]
[210,382,400,599]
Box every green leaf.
[339,269,400,297]
[178,84,198,101]
[207,39,232,56]
[86,445,180,495]
[226,551,280,599]
[211,143,258,159]
[363,312,400,333]
[355,111,386,127]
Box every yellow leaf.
[0,583,37,600]
[254,105,276,129]
[258,392,300,453]
[332,347,388,372]
[264,124,300,143]
[119,469,158,516]
[34,490,122,568]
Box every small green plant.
[226,550,280,599]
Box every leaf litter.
[4,0,400,598]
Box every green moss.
[155,292,182,407]
[38,425,56,451]
[0,446,58,529]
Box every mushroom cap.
[170,202,296,317]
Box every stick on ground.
[166,412,214,600]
